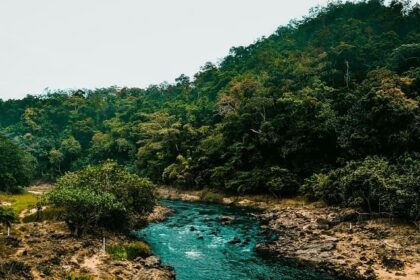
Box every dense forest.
[0,0,419,222]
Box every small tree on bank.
[46,161,156,236]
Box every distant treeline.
[1,0,419,221]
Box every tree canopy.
[0,135,35,193]
[0,0,419,221]
[47,161,156,236]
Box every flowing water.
[136,200,335,280]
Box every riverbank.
[157,186,420,280]
[0,187,175,280]
[1,221,174,280]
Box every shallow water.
[136,199,335,280]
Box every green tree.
[0,135,35,193]
[47,161,156,235]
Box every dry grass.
[0,192,38,214]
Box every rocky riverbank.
[157,186,420,280]
[256,207,420,280]
[0,206,175,280]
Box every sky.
[0,0,415,100]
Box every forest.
[0,0,419,223]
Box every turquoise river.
[136,199,336,280]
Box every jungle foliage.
[0,0,419,220]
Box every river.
[136,199,335,280]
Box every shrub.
[125,241,152,259]
[266,167,299,196]
[0,207,17,231]
[48,187,124,236]
[300,173,330,201]
[200,191,224,203]
[105,245,126,260]
[46,161,156,235]
[301,154,420,222]
[225,167,299,196]
[162,155,194,186]
[106,241,151,260]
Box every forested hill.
[1,1,419,221]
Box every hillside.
[0,0,419,223]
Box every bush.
[300,173,330,201]
[48,187,124,236]
[105,245,126,260]
[301,154,420,222]
[46,161,156,235]
[126,241,152,259]
[225,167,299,196]
[106,241,151,260]
[200,191,224,203]
[0,207,17,230]
[162,155,194,186]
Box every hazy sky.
[0,0,411,100]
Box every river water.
[136,199,335,280]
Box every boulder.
[217,216,235,224]
[228,237,241,245]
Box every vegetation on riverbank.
[0,2,419,279]
[1,0,419,224]
[0,219,174,280]
[0,192,37,214]
[46,161,156,236]
[157,186,420,280]
[0,186,174,280]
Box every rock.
[143,256,161,268]
[147,206,172,222]
[51,233,66,239]
[382,256,404,270]
[209,230,218,236]
[217,216,235,224]
[328,209,358,225]
[254,243,274,255]
[321,242,336,252]
[237,199,253,206]
[316,218,329,225]
[189,226,197,232]
[228,237,241,245]
[222,198,234,204]
[364,267,376,280]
